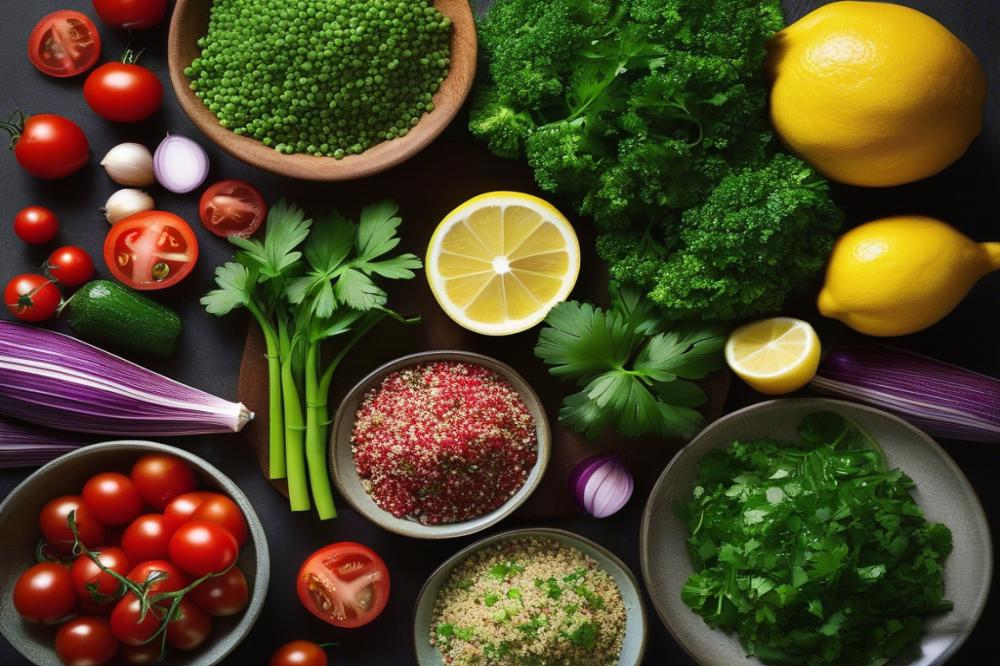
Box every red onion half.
[569,453,634,518]
[154,134,209,193]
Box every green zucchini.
[63,280,181,358]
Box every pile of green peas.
[185,0,452,158]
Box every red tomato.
[168,522,239,577]
[189,566,249,617]
[5,273,61,322]
[82,472,144,526]
[165,598,212,651]
[47,246,96,287]
[13,205,59,244]
[12,562,77,623]
[84,60,163,123]
[117,642,161,665]
[190,494,247,546]
[71,547,130,607]
[109,593,160,646]
[198,180,267,238]
[270,640,329,666]
[121,514,174,563]
[55,616,118,666]
[126,560,190,594]
[162,491,213,533]
[130,453,197,509]
[3,114,89,178]
[104,211,199,290]
[92,0,167,30]
[40,495,106,554]
[297,542,390,629]
[27,10,101,78]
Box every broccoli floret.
[468,88,536,159]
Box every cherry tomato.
[27,10,101,78]
[55,616,118,666]
[190,494,247,546]
[117,643,161,665]
[1,113,89,179]
[162,491,213,533]
[81,472,144,526]
[84,59,163,123]
[109,593,160,646]
[270,640,329,666]
[47,246,96,287]
[92,0,168,30]
[104,211,199,290]
[198,180,267,238]
[13,562,77,623]
[40,495,106,554]
[165,598,212,651]
[71,547,130,607]
[130,453,197,509]
[168,522,239,577]
[189,566,249,617]
[126,560,190,594]
[13,206,59,244]
[5,274,61,322]
[121,514,174,563]
[297,542,390,629]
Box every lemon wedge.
[426,192,580,335]
[725,317,820,395]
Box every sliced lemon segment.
[427,192,580,335]
[725,317,820,395]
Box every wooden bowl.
[167,0,477,181]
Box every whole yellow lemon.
[818,216,1000,336]
[766,1,986,187]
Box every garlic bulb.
[103,189,155,224]
[101,143,155,186]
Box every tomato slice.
[27,11,101,78]
[296,542,389,628]
[198,180,267,238]
[104,211,199,290]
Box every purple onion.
[153,134,209,193]
[811,345,1000,442]
[570,453,634,518]
[0,417,89,468]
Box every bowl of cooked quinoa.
[413,528,647,665]
[167,0,477,180]
[331,351,550,538]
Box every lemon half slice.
[725,317,820,395]
[426,192,580,336]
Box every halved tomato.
[296,542,389,629]
[198,180,267,238]
[28,10,101,78]
[104,211,198,290]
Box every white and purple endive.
[0,321,251,436]
[0,416,88,468]
[570,453,634,518]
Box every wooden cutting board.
[237,140,730,518]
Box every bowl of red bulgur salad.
[330,351,551,538]
[413,528,647,665]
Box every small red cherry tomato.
[189,566,249,616]
[162,491,213,532]
[55,616,119,666]
[5,274,61,322]
[270,640,329,666]
[297,542,390,628]
[104,211,199,290]
[109,593,160,646]
[27,10,101,78]
[47,245,96,287]
[71,546,130,607]
[118,642,161,665]
[13,562,77,623]
[168,521,239,577]
[82,472,144,526]
[130,453,197,509]
[40,495,106,554]
[165,598,212,651]
[198,180,267,238]
[3,114,89,179]
[190,493,247,546]
[121,514,174,563]
[126,560,190,594]
[84,57,163,123]
[92,0,168,30]
[13,206,59,244]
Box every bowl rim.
[411,526,648,666]
[166,0,477,181]
[0,440,270,666]
[330,350,551,539]
[639,397,993,666]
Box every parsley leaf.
[201,262,256,315]
[230,199,312,280]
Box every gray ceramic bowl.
[0,441,270,666]
[640,398,992,666]
[413,527,647,665]
[331,351,551,539]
